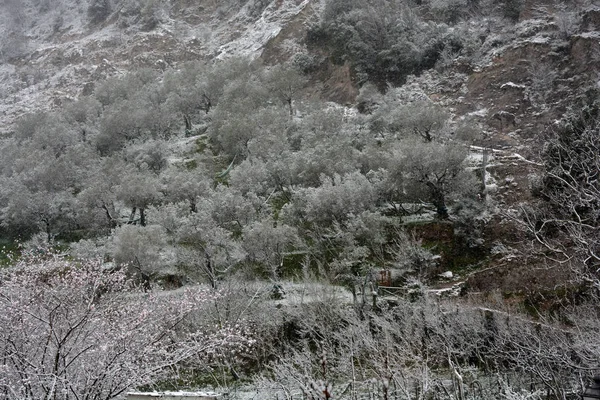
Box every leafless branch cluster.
[518,102,600,286]
[248,292,600,400]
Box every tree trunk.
[183,114,192,132]
[102,203,118,229]
[416,127,433,142]
[128,207,137,224]
[287,97,293,118]
[43,217,51,239]
[426,182,448,219]
[205,251,217,289]
[139,208,146,227]
[202,94,212,114]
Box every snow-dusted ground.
[127,391,221,399]
[273,281,354,306]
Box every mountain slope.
[1,0,599,299]
[0,0,323,135]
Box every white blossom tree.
[0,249,253,400]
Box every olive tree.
[110,223,173,281]
[264,64,307,117]
[241,217,303,279]
[0,183,78,239]
[388,139,476,219]
[208,76,271,158]
[116,167,163,227]
[163,59,259,131]
[176,207,245,288]
[310,0,460,88]
[161,165,211,214]
[370,99,450,142]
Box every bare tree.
[520,101,600,284]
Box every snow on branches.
[0,249,253,400]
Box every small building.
[127,391,221,400]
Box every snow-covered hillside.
[0,0,323,135]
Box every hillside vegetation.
[0,0,599,399]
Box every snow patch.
[429,282,464,297]
[127,391,221,398]
[439,271,453,279]
[216,0,312,59]
[467,108,489,118]
[402,211,437,224]
[510,153,543,166]
[577,31,600,39]
[500,82,526,90]
[527,35,551,44]
[273,282,354,306]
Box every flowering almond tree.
[0,249,252,400]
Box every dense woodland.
[0,0,599,399]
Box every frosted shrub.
[295,172,378,225]
[429,0,469,24]
[87,0,112,24]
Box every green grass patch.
[185,158,198,170]
[194,136,208,153]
